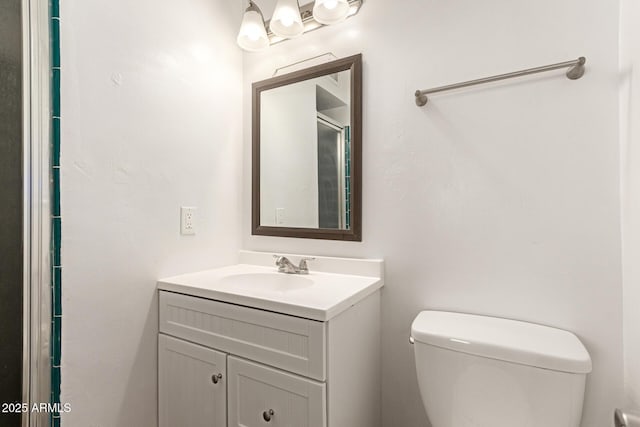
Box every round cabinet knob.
[211,373,223,384]
[262,409,275,422]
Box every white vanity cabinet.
[158,289,381,427]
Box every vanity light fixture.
[312,0,350,24]
[270,0,304,38]
[237,0,364,52]
[237,1,269,52]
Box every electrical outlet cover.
[180,207,196,235]
[276,208,285,225]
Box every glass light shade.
[270,0,304,38]
[312,0,350,25]
[237,8,269,52]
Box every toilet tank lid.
[411,311,592,374]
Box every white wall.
[243,1,623,426]
[261,81,319,227]
[620,0,640,410]
[59,0,243,425]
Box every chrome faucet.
[273,255,315,274]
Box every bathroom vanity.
[157,251,383,427]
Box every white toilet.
[411,311,592,427]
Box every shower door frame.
[22,0,52,425]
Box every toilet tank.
[411,311,592,427]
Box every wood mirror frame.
[251,54,362,241]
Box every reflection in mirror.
[252,54,362,241]
[260,71,351,229]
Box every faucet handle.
[273,254,282,269]
[298,257,316,273]
[273,255,290,272]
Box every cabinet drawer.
[228,356,326,427]
[159,291,326,380]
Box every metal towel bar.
[615,408,640,427]
[414,56,586,107]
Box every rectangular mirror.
[252,54,362,240]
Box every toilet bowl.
[411,311,592,427]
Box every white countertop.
[157,262,383,321]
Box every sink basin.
[217,273,314,293]
[158,253,384,320]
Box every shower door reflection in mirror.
[317,114,348,229]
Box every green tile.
[51,19,60,68]
[53,266,61,289]
[52,316,61,366]
[53,269,62,316]
[52,168,60,216]
[52,69,61,117]
[50,3,62,420]
[52,335,61,368]
[52,118,61,166]
[51,366,61,402]
[51,0,59,18]
[52,217,61,266]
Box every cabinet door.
[228,356,326,427]
[159,334,226,427]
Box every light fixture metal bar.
[265,0,363,44]
[272,52,338,76]
[414,56,586,107]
